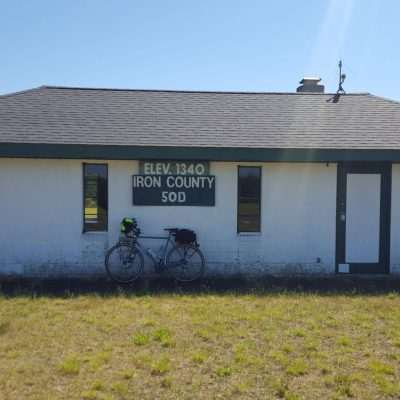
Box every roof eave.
[1,143,400,162]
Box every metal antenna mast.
[337,60,346,94]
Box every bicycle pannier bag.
[175,229,197,245]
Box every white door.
[345,173,381,263]
[336,163,391,274]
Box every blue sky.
[1,0,400,99]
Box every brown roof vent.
[296,77,325,93]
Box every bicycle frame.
[134,233,174,269]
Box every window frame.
[237,166,262,234]
[82,163,108,233]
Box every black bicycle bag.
[175,229,197,245]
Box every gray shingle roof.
[1,86,400,149]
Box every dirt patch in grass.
[1,291,400,399]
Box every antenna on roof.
[337,60,346,94]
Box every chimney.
[296,77,324,93]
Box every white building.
[1,79,400,277]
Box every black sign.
[132,175,215,206]
[139,161,209,176]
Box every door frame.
[335,162,392,274]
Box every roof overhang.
[1,143,400,162]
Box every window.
[237,166,261,233]
[83,163,108,232]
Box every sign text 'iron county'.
[132,175,215,206]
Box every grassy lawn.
[1,290,400,399]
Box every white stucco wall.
[0,158,338,277]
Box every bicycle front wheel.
[166,244,205,282]
[105,244,144,284]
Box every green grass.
[59,355,81,375]
[1,291,400,399]
[132,332,150,346]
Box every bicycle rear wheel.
[166,244,205,282]
[105,244,144,284]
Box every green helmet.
[120,217,137,233]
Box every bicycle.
[105,227,205,284]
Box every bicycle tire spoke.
[185,248,197,260]
[176,247,185,259]
[105,244,144,284]
[166,245,205,282]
